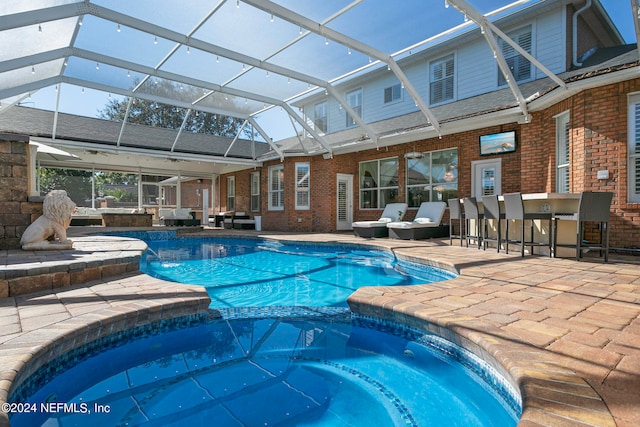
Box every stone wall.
[0,135,41,250]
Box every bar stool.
[448,198,464,246]
[553,191,613,262]
[462,197,483,249]
[503,192,553,257]
[481,194,505,252]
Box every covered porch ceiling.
[0,0,635,175]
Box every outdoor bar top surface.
[0,228,639,427]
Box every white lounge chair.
[387,201,447,240]
[352,203,408,238]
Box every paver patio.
[0,229,638,426]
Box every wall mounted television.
[479,131,516,155]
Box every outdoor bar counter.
[479,193,582,256]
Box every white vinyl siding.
[430,54,455,105]
[556,112,570,193]
[226,176,235,211]
[498,25,532,86]
[268,165,284,210]
[300,11,565,132]
[295,162,310,210]
[250,171,260,212]
[628,94,640,203]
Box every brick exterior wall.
[0,136,40,250]
[219,79,640,249]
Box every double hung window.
[295,162,310,210]
[346,89,362,128]
[268,165,284,210]
[430,54,455,104]
[498,25,532,86]
[556,112,570,193]
[628,94,640,202]
[250,172,260,211]
[227,176,235,211]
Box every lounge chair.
[387,201,447,240]
[352,203,408,238]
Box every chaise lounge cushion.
[387,202,447,239]
[352,203,408,237]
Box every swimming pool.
[139,237,456,307]
[9,310,520,427]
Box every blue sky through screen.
[22,0,637,143]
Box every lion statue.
[21,190,76,250]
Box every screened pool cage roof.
[0,0,636,176]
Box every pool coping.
[1,229,639,426]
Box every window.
[430,54,455,104]
[384,83,402,104]
[268,165,284,210]
[250,171,260,212]
[498,25,532,86]
[406,148,458,208]
[314,102,327,133]
[227,176,235,211]
[295,162,310,210]
[628,94,640,202]
[359,157,399,209]
[556,112,570,193]
[346,89,362,128]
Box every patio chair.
[481,194,505,252]
[553,191,613,262]
[463,197,483,249]
[448,198,464,246]
[504,192,553,257]
[387,202,447,240]
[352,203,408,238]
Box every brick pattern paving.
[0,230,639,426]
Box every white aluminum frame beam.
[243,0,442,134]
[248,116,284,160]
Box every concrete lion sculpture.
[21,190,76,250]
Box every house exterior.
[218,0,640,250]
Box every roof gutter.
[572,0,592,68]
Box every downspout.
[572,0,592,68]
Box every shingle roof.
[0,107,271,159]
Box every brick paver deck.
[1,229,639,426]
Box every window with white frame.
[430,54,455,104]
[268,165,284,210]
[250,171,260,212]
[314,102,327,133]
[384,83,402,104]
[295,162,310,210]
[359,157,399,209]
[556,111,570,193]
[227,176,235,211]
[346,88,362,128]
[628,94,640,202]
[406,148,458,208]
[498,25,532,87]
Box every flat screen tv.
[479,131,516,155]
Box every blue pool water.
[139,237,456,307]
[9,311,519,427]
